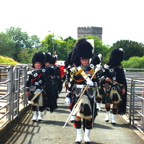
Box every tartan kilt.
[70,92,97,119]
[53,79,58,91]
[43,70,58,112]
[42,91,50,108]
[58,78,62,93]
[102,89,122,104]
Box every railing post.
[0,69,1,82]
[16,67,20,114]
[7,66,13,120]
[11,67,15,120]
[132,80,135,125]
[23,66,27,107]
[25,66,30,106]
[129,79,133,125]
[142,92,144,132]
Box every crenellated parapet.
[77,26,103,39]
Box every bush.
[0,55,20,65]
[122,56,144,68]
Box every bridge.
[0,65,144,143]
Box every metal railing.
[0,66,12,127]
[122,78,144,134]
[1,65,144,134]
[0,65,32,128]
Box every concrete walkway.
[1,88,144,144]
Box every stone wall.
[77,26,102,39]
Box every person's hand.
[87,80,94,86]
[65,97,71,105]
[122,88,126,95]
[105,78,110,82]
[26,91,29,96]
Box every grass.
[0,55,20,65]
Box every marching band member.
[65,38,98,144]
[103,48,127,124]
[91,54,105,111]
[26,52,57,121]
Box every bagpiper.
[52,54,63,94]
[102,48,127,124]
[45,53,59,99]
[63,50,73,92]
[65,38,98,144]
[91,53,105,111]
[26,52,58,121]
[64,50,76,123]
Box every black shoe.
[111,122,116,125]
[85,141,90,144]
[105,120,109,122]
[38,119,42,122]
[70,120,75,123]
[75,141,81,144]
[32,120,36,122]
[45,107,50,111]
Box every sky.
[0,0,144,46]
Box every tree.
[31,35,41,48]
[18,48,37,64]
[111,40,144,60]
[5,27,41,61]
[85,35,111,65]
[64,36,75,42]
[122,56,144,68]
[6,27,29,61]
[40,34,54,53]
[39,34,67,60]
[6,27,27,47]
[0,32,16,58]
[66,38,76,53]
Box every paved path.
[1,88,144,144]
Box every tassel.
[79,103,84,114]
[33,96,39,103]
[99,86,104,95]
[110,89,122,104]
[28,93,34,100]
[84,103,92,116]
[112,93,118,101]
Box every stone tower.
[77,26,102,40]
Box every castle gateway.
[77,27,102,40]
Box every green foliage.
[85,35,111,65]
[4,27,40,62]
[40,34,54,53]
[39,34,67,60]
[111,40,144,60]
[31,35,41,48]
[6,27,29,48]
[0,55,19,65]
[0,32,16,58]
[3,26,144,68]
[122,56,144,68]
[18,48,37,64]
[66,38,76,54]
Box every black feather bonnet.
[45,53,53,63]
[32,51,45,68]
[107,48,124,67]
[64,50,73,68]
[71,38,93,67]
[91,54,102,66]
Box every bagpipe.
[103,79,124,104]
[28,86,43,106]
[63,65,102,128]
